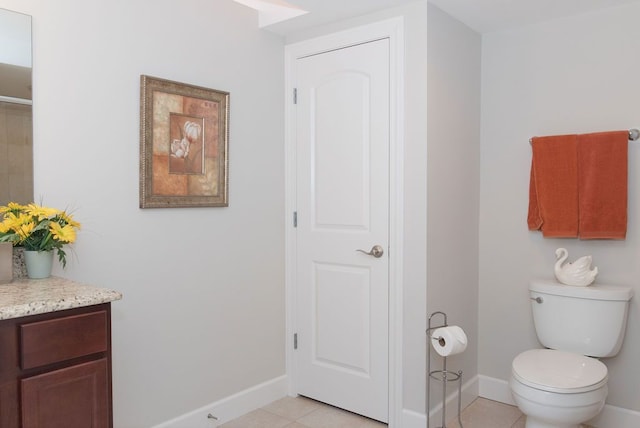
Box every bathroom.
[0,0,638,427]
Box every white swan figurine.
[554,248,598,286]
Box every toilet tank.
[529,279,633,357]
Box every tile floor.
[219,396,594,428]
[219,395,385,427]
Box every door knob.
[356,245,384,258]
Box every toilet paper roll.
[431,325,468,357]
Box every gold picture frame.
[139,75,229,208]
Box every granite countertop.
[0,276,122,320]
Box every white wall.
[286,0,430,417]
[14,0,640,423]
[426,0,481,413]
[480,2,640,412]
[0,0,286,426]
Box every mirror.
[0,8,32,205]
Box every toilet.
[510,279,633,428]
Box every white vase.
[24,250,54,279]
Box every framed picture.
[139,75,229,208]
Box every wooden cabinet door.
[21,358,110,428]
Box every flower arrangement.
[0,202,81,268]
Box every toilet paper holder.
[426,311,464,428]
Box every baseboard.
[587,404,640,428]
[401,408,426,428]
[150,373,640,428]
[478,375,640,428]
[477,374,516,405]
[401,375,478,428]
[151,375,288,428]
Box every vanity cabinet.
[0,303,113,428]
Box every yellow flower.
[0,202,26,214]
[3,213,29,233]
[16,221,35,240]
[50,222,76,243]
[59,211,81,229]
[26,204,60,221]
[1,201,81,268]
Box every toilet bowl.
[510,349,608,428]
[509,280,632,428]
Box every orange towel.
[528,135,579,237]
[577,131,628,239]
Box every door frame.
[284,17,405,427]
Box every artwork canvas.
[140,75,229,208]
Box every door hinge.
[293,88,298,104]
[293,211,297,228]
[294,333,298,350]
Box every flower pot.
[24,250,54,279]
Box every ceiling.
[262,0,418,35]
[262,0,640,35]
[427,0,640,33]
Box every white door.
[294,38,390,423]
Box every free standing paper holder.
[426,311,464,428]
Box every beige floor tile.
[511,415,526,428]
[446,398,522,428]
[463,402,595,428]
[219,408,293,428]
[263,396,323,420]
[511,417,593,428]
[359,417,387,427]
[296,405,374,428]
[443,414,466,428]
[225,396,557,428]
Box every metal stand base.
[426,312,464,428]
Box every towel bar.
[529,128,639,144]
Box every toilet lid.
[512,349,608,394]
